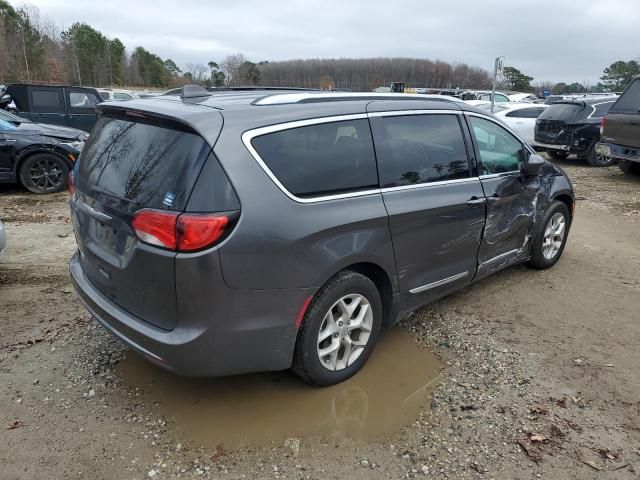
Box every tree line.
[1,1,637,94]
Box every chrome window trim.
[381,177,479,193]
[368,109,463,118]
[479,171,520,180]
[409,271,469,294]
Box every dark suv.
[69,87,574,386]
[534,97,617,166]
[597,76,640,176]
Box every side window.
[370,114,470,187]
[610,80,640,113]
[114,93,132,101]
[506,108,544,119]
[30,89,63,113]
[469,116,526,175]
[250,119,378,198]
[496,94,510,102]
[68,91,100,112]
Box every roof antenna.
[180,85,211,99]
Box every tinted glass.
[99,92,111,101]
[470,117,525,175]
[31,89,62,112]
[251,119,378,197]
[592,101,614,118]
[506,107,545,118]
[78,115,209,210]
[371,114,469,187]
[538,103,583,121]
[611,79,640,113]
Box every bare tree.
[221,53,246,86]
[185,62,208,83]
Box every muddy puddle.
[115,328,442,448]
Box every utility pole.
[491,56,504,113]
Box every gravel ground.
[1,159,639,479]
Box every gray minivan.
[69,88,574,386]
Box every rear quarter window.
[610,80,640,113]
[78,115,210,210]
[31,89,63,113]
[250,119,378,198]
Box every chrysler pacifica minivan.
[69,87,574,386]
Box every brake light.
[600,116,606,136]
[177,214,228,252]
[132,209,229,252]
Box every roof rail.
[253,92,464,106]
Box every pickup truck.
[0,84,101,132]
[597,76,640,176]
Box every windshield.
[0,118,17,131]
[0,109,23,123]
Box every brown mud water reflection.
[115,328,442,448]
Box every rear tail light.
[132,209,230,252]
[600,116,606,136]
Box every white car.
[98,89,140,102]
[477,103,549,144]
[508,93,539,103]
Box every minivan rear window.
[78,115,209,210]
[251,119,378,198]
[610,79,640,113]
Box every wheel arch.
[553,193,574,222]
[13,147,74,186]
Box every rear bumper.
[69,252,311,377]
[597,142,640,162]
[532,141,571,152]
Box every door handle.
[466,196,486,205]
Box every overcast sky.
[12,0,640,85]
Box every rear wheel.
[529,201,570,270]
[618,160,640,176]
[547,150,568,161]
[19,153,69,194]
[586,145,615,167]
[292,271,382,386]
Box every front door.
[466,114,537,278]
[369,109,486,311]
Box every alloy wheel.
[317,293,373,371]
[29,158,64,191]
[542,212,566,260]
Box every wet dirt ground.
[1,158,639,479]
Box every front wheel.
[619,159,640,176]
[292,271,382,386]
[19,153,69,194]
[528,201,571,269]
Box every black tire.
[528,201,571,270]
[292,271,383,386]
[547,150,568,160]
[585,145,615,167]
[618,159,640,176]
[19,153,69,194]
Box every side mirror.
[526,153,545,176]
[0,94,11,108]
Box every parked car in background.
[0,219,6,257]
[98,89,140,102]
[534,97,617,166]
[0,84,101,132]
[0,112,86,193]
[508,93,538,103]
[69,87,574,387]
[544,93,618,105]
[489,103,549,144]
[461,90,511,102]
[597,76,640,177]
